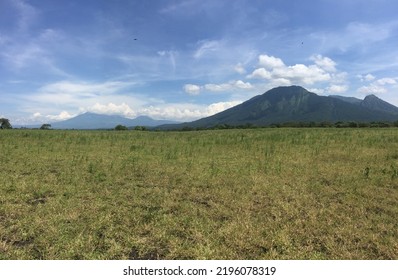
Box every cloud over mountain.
[247,54,341,86]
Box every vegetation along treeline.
[176,120,398,131]
[0,127,397,259]
[8,120,398,131]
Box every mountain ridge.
[161,86,398,129]
[359,94,398,114]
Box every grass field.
[0,128,397,259]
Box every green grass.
[0,128,397,259]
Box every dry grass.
[0,128,397,259]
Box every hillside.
[329,95,362,105]
[161,86,398,129]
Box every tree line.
[3,118,398,131]
[176,121,398,131]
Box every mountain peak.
[265,85,309,95]
[361,94,398,114]
[162,86,398,129]
[364,94,378,98]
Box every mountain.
[359,94,398,114]
[161,86,398,129]
[50,112,179,129]
[330,94,398,115]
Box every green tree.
[0,118,12,129]
[40,124,52,130]
[115,124,128,131]
[134,126,147,131]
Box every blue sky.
[1,0,398,124]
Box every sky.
[1,0,398,125]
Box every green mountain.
[162,86,398,129]
[330,94,398,114]
[359,94,398,114]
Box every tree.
[0,118,12,129]
[40,124,51,130]
[115,124,128,131]
[134,125,147,131]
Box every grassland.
[0,128,397,259]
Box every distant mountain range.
[161,86,398,129]
[49,112,179,129]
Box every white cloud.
[327,84,348,94]
[234,80,253,89]
[86,102,136,118]
[204,80,253,92]
[358,74,376,82]
[357,74,397,94]
[183,84,201,95]
[247,68,272,79]
[247,54,345,86]
[206,101,242,115]
[376,78,396,85]
[46,111,75,121]
[30,80,137,106]
[138,100,242,121]
[139,105,204,120]
[33,112,42,118]
[269,78,292,86]
[20,79,147,122]
[365,74,376,81]
[204,83,228,92]
[331,72,348,85]
[258,54,285,69]
[311,55,337,72]
[184,80,254,95]
[357,84,387,95]
[273,64,331,84]
[357,77,397,95]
